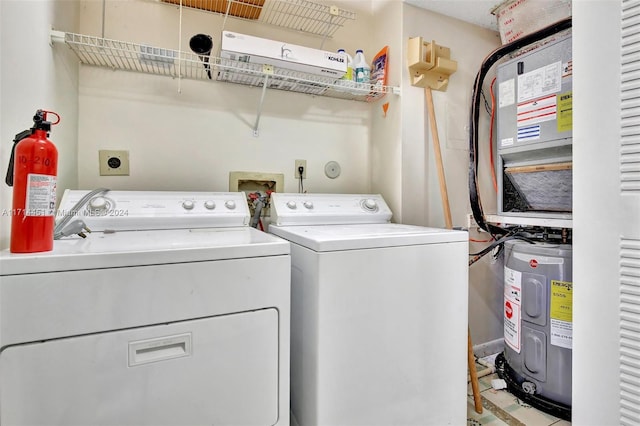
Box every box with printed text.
[219,31,346,79]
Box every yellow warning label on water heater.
[550,280,573,322]
[557,91,572,133]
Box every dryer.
[268,193,469,426]
[0,190,290,426]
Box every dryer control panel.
[270,193,392,226]
[57,190,250,231]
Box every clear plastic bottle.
[337,49,354,83]
[353,49,371,84]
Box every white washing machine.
[0,190,290,426]
[268,193,469,426]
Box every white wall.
[401,3,502,344]
[76,0,376,196]
[0,0,80,250]
[402,4,499,229]
[370,0,403,219]
[573,1,621,423]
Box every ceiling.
[403,0,501,32]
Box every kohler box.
[220,31,346,79]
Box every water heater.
[498,239,573,420]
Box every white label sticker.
[504,266,522,353]
[501,137,514,147]
[505,266,522,294]
[499,78,515,108]
[550,319,572,349]
[517,94,557,127]
[25,174,57,216]
[517,125,541,142]
[518,61,562,103]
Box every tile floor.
[467,356,571,426]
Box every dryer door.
[1,308,279,425]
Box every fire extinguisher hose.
[5,130,33,187]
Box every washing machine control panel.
[270,193,393,226]
[57,190,251,231]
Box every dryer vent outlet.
[99,150,130,176]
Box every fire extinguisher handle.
[5,129,32,187]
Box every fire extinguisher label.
[25,174,57,216]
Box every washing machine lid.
[268,223,468,252]
[0,227,289,275]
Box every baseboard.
[473,338,504,358]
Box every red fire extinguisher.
[5,109,60,253]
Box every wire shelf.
[58,32,391,102]
[159,0,356,39]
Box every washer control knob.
[88,196,109,213]
[303,201,314,209]
[182,200,195,210]
[362,198,378,212]
[204,200,216,210]
[286,201,297,209]
[225,200,236,210]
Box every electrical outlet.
[294,159,307,179]
[467,213,487,232]
[99,150,130,176]
[467,213,476,229]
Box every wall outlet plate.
[99,150,130,176]
[294,159,307,179]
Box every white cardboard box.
[493,0,571,45]
[220,31,346,79]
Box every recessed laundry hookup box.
[220,31,346,79]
